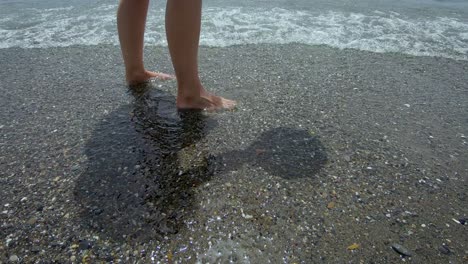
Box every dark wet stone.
[79,240,92,250]
[459,218,467,225]
[391,243,413,257]
[50,242,62,248]
[31,246,41,253]
[36,204,44,212]
[92,208,104,215]
[438,245,451,255]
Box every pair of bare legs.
[117,0,236,110]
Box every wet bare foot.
[177,90,237,111]
[126,70,175,85]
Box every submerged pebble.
[347,243,359,250]
[391,243,413,257]
[438,245,451,255]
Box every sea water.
[0,0,467,58]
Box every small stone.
[9,255,19,262]
[36,204,44,212]
[243,214,253,219]
[27,217,37,225]
[70,255,76,261]
[459,218,467,225]
[50,242,61,248]
[20,197,28,202]
[392,243,413,257]
[438,245,451,255]
[31,246,41,253]
[404,104,410,107]
[255,149,266,155]
[79,240,92,250]
[70,244,79,250]
[240,208,253,219]
[347,243,360,250]
[327,202,335,209]
[421,224,426,228]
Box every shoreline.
[1,42,468,62]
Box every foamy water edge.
[0,5,467,60]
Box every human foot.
[177,91,236,111]
[126,70,175,85]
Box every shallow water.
[0,0,467,261]
[1,44,466,262]
[0,0,467,60]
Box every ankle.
[177,93,200,104]
[126,71,149,85]
[126,67,146,78]
[177,82,204,98]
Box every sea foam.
[0,5,467,60]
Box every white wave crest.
[0,5,467,60]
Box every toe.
[146,71,175,80]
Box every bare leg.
[117,0,174,84]
[165,0,236,110]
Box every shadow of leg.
[74,84,215,242]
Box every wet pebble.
[438,245,451,255]
[36,204,44,212]
[31,246,41,253]
[50,241,63,248]
[391,243,413,257]
[27,217,37,225]
[9,255,19,262]
[79,240,93,250]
